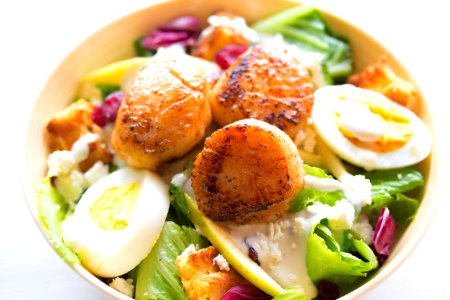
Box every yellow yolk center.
[335,96,412,152]
[90,182,141,231]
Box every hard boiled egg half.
[312,84,432,170]
[64,167,170,277]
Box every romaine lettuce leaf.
[306,223,378,287]
[365,167,424,198]
[303,164,333,179]
[363,168,423,225]
[289,189,343,213]
[36,177,80,264]
[135,221,209,300]
[168,183,194,227]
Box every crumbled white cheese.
[340,174,372,212]
[47,150,76,177]
[352,214,374,244]
[181,244,198,257]
[109,277,134,298]
[84,161,109,187]
[203,15,259,42]
[71,133,100,163]
[213,254,230,271]
[55,170,86,208]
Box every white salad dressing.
[227,198,356,299]
[336,100,386,143]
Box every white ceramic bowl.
[22,0,437,299]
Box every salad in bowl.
[26,1,434,299]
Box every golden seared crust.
[176,246,248,300]
[111,59,212,170]
[210,45,315,139]
[348,56,419,112]
[46,99,112,171]
[192,11,250,61]
[191,119,304,224]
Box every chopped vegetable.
[138,16,201,54]
[215,44,248,69]
[317,280,339,300]
[135,221,209,300]
[372,207,396,256]
[306,222,378,287]
[220,284,271,300]
[36,177,80,263]
[363,167,423,225]
[168,183,194,227]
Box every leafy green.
[135,221,209,300]
[252,5,353,84]
[96,84,121,99]
[289,165,343,213]
[363,168,423,225]
[168,183,194,227]
[306,223,378,287]
[272,286,309,300]
[289,189,343,213]
[303,164,332,178]
[36,177,79,264]
[365,168,424,199]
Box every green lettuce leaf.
[289,189,343,213]
[303,164,333,179]
[365,168,424,198]
[168,183,194,227]
[363,168,423,225]
[135,221,209,300]
[272,286,308,300]
[289,165,343,213]
[36,177,80,264]
[306,223,378,287]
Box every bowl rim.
[20,0,439,299]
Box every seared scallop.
[191,119,304,224]
[210,44,315,139]
[111,57,211,170]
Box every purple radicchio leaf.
[220,284,271,300]
[372,207,396,256]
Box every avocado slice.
[185,194,284,297]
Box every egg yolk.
[90,182,141,231]
[335,96,413,152]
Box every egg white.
[312,85,432,170]
[70,167,170,277]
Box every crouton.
[47,99,112,171]
[176,246,249,300]
[347,56,419,112]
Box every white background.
[1,0,449,299]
